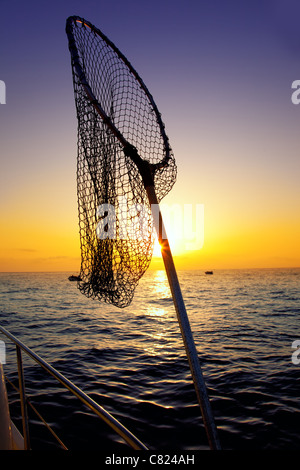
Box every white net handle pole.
[146,185,221,451]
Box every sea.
[0,268,299,451]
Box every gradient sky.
[0,0,299,271]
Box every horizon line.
[0,266,299,274]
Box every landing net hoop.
[66,16,176,308]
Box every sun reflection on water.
[140,270,178,356]
[151,270,170,298]
[147,306,165,317]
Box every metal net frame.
[66,16,177,307]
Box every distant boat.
[205,271,213,275]
[68,275,82,281]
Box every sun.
[153,237,162,257]
[152,232,181,258]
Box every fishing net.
[66,17,177,307]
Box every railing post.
[16,345,30,450]
[0,325,148,450]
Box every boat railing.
[0,325,148,450]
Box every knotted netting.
[66,16,177,307]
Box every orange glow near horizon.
[0,172,299,272]
[1,214,298,272]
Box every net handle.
[146,185,221,450]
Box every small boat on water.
[205,271,213,275]
[68,275,82,281]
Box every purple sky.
[1,0,300,270]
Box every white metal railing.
[0,325,148,450]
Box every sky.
[0,0,299,271]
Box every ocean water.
[0,268,299,451]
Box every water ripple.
[0,268,299,450]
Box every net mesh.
[66,17,177,307]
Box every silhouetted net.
[66,17,176,307]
